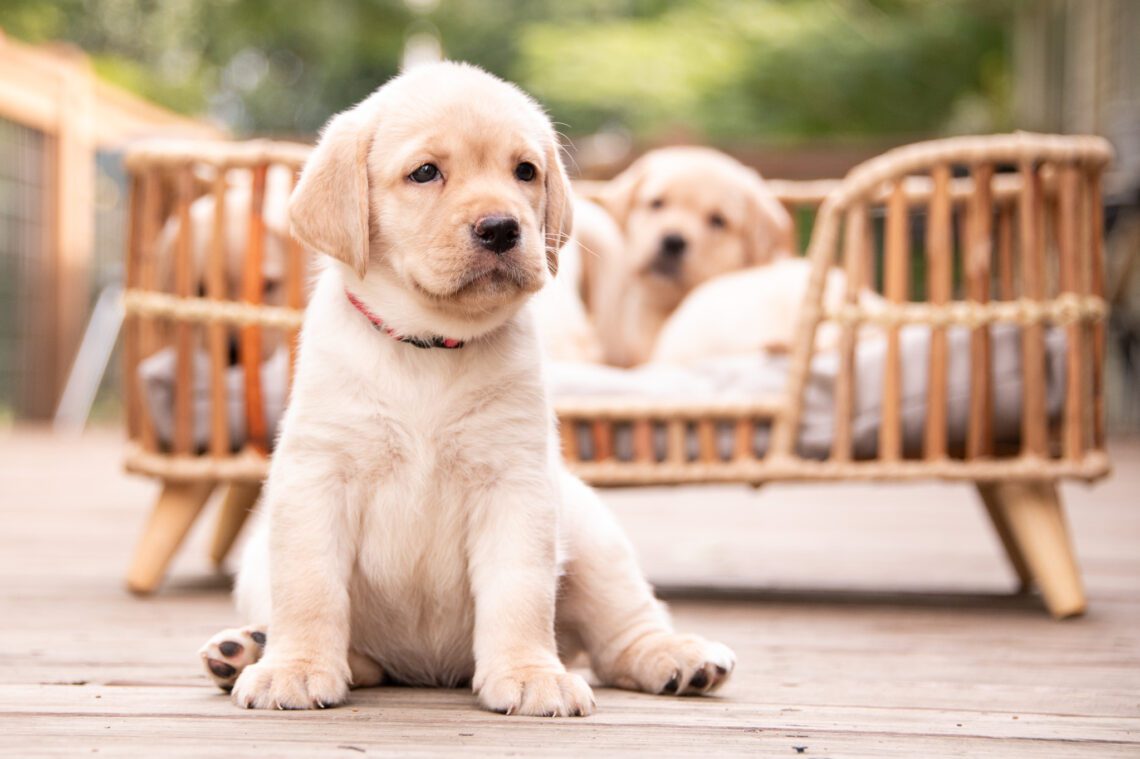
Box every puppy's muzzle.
[473,215,520,254]
[650,232,687,277]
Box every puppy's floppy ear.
[544,140,574,278]
[289,101,379,278]
[594,153,651,229]
[742,168,794,265]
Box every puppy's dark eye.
[409,163,439,183]
[649,198,665,210]
[708,212,727,229]
[515,162,537,182]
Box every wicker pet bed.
[118,133,1113,619]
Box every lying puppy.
[590,147,794,366]
[199,62,734,716]
[652,258,886,365]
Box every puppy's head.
[597,146,791,305]
[290,62,572,333]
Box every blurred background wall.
[0,0,1136,429]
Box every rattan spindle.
[124,175,144,441]
[667,419,686,464]
[207,170,230,458]
[137,169,163,452]
[697,419,717,462]
[996,202,1016,300]
[1018,162,1048,457]
[172,166,196,456]
[832,203,865,461]
[632,419,654,463]
[1057,164,1084,460]
[559,419,578,463]
[966,164,995,459]
[924,164,952,460]
[286,169,304,387]
[879,181,908,461]
[592,420,613,461]
[1087,166,1106,448]
[733,419,752,461]
[242,164,269,455]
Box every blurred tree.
[0,0,1012,141]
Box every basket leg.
[975,480,1086,619]
[126,479,216,594]
[210,481,261,568]
[976,483,1034,592]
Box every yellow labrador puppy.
[591,147,794,366]
[198,62,734,717]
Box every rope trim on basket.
[825,293,1108,329]
[122,290,305,329]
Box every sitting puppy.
[199,62,734,716]
[590,147,794,366]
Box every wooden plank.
[207,170,230,459]
[880,182,908,461]
[1087,167,1106,449]
[1057,164,1084,461]
[241,165,269,456]
[172,166,195,456]
[3,430,1140,757]
[924,165,952,460]
[1019,162,1048,457]
[966,164,994,459]
[832,203,865,461]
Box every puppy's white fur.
[651,258,886,365]
[591,147,794,367]
[220,62,734,717]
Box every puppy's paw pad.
[230,658,348,710]
[478,668,595,717]
[199,626,267,692]
[611,633,735,696]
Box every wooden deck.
[1,428,1137,757]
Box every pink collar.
[345,289,465,350]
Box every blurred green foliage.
[0,0,1011,141]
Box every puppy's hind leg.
[556,472,736,696]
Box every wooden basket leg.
[126,479,216,595]
[976,483,1034,593]
[210,481,262,568]
[975,481,1086,619]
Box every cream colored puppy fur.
[651,258,886,365]
[200,62,734,717]
[592,147,794,367]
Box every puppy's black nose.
[661,233,687,257]
[474,215,520,254]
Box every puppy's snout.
[473,215,520,254]
[660,233,687,258]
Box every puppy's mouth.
[412,258,541,302]
[642,255,684,281]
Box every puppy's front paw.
[231,657,348,710]
[199,626,267,692]
[477,666,595,717]
[607,632,735,696]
